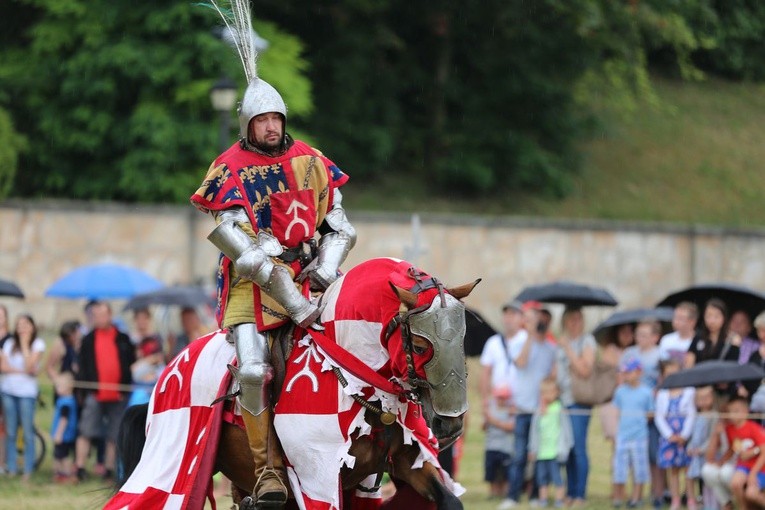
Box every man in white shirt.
[480,300,527,405]
[658,301,698,363]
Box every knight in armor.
[191,6,355,505]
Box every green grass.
[0,358,625,509]
[346,76,765,227]
[0,378,112,510]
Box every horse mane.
[115,402,149,489]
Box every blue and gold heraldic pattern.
[236,163,289,233]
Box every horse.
[112,258,479,510]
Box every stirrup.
[252,467,288,507]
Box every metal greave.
[231,323,273,416]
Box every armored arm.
[309,190,357,290]
[208,206,320,327]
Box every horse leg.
[216,422,256,496]
[385,447,463,510]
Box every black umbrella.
[656,282,765,321]
[123,285,216,311]
[661,360,765,389]
[592,307,674,345]
[514,281,618,307]
[0,278,24,299]
[464,308,497,357]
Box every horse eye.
[412,344,428,355]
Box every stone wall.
[2,200,764,333]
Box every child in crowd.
[612,359,654,508]
[622,320,665,509]
[51,372,78,483]
[723,397,765,509]
[655,358,697,510]
[686,386,717,510]
[483,384,516,499]
[528,378,572,508]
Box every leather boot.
[241,408,289,508]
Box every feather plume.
[204,0,258,82]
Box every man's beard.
[251,136,283,155]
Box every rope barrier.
[71,380,151,392]
[67,380,765,421]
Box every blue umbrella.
[46,263,163,299]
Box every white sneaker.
[497,499,519,510]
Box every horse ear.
[389,283,419,310]
[447,278,481,300]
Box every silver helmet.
[238,77,287,144]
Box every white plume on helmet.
[207,0,287,145]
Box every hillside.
[346,77,765,227]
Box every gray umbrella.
[592,307,674,345]
[0,278,24,299]
[514,281,618,307]
[657,282,765,322]
[661,360,765,389]
[123,285,215,311]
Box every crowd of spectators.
[482,297,765,510]
[0,301,210,483]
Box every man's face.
[181,310,200,335]
[248,112,284,152]
[92,304,112,330]
[523,309,540,333]
[501,309,523,335]
[635,324,658,348]
[672,308,695,335]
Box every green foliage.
[3,0,764,203]
[258,0,721,199]
[694,0,765,80]
[0,106,26,199]
[0,0,312,202]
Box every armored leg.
[230,323,288,507]
[240,408,288,508]
[230,323,273,416]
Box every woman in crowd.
[685,298,740,368]
[45,320,82,402]
[556,306,597,506]
[745,312,765,413]
[599,324,634,443]
[0,314,45,480]
[0,304,11,474]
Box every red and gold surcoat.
[191,140,349,330]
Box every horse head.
[390,277,479,449]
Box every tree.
[258,0,721,199]
[0,0,312,202]
[0,107,26,198]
